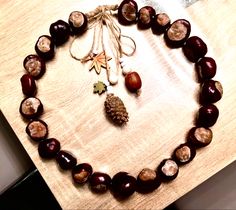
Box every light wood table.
[1,0,236,209]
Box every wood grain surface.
[1,0,236,209]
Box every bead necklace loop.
[20,0,223,199]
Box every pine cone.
[104,94,129,125]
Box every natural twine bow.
[69,4,136,80]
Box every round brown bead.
[26,119,48,141]
[197,104,219,127]
[188,127,213,147]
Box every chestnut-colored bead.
[89,172,111,193]
[20,74,37,96]
[50,20,71,45]
[188,127,213,147]
[56,150,77,170]
[157,159,179,181]
[137,6,155,29]
[151,13,171,34]
[183,36,208,63]
[201,80,223,104]
[72,163,93,184]
[173,143,196,165]
[68,11,87,35]
[19,97,43,119]
[136,168,161,193]
[38,138,60,159]
[118,0,138,25]
[23,54,46,79]
[125,72,142,93]
[164,19,191,48]
[196,57,217,80]
[35,35,55,60]
[26,119,48,142]
[197,104,219,127]
[111,172,136,198]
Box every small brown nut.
[19,97,43,119]
[26,119,48,141]
[68,11,88,35]
[188,127,213,147]
[157,159,179,181]
[151,13,171,34]
[23,54,46,79]
[35,35,55,60]
[137,168,161,193]
[72,163,93,184]
[164,19,191,48]
[173,143,196,165]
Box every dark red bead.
[183,36,207,63]
[89,172,111,193]
[68,11,87,35]
[172,143,196,165]
[125,72,142,92]
[19,97,43,119]
[20,74,37,96]
[157,159,179,181]
[137,6,155,29]
[23,54,46,79]
[188,127,213,147]
[201,80,223,104]
[151,13,171,34]
[35,35,55,60]
[26,119,48,142]
[196,57,217,80]
[111,172,136,198]
[118,0,138,25]
[136,168,161,193]
[56,150,77,170]
[164,19,191,48]
[38,138,60,159]
[49,20,71,45]
[72,163,93,184]
[197,104,219,127]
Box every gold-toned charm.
[89,51,111,74]
[93,81,107,95]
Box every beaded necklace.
[19,0,223,198]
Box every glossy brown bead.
[19,97,43,119]
[35,35,55,60]
[136,168,161,193]
[196,57,217,80]
[68,11,87,35]
[89,172,111,193]
[164,19,191,48]
[188,127,213,147]
[118,0,138,25]
[111,172,136,198]
[157,159,179,181]
[23,54,46,79]
[173,143,196,165]
[20,74,37,96]
[197,104,219,127]
[125,72,142,92]
[183,36,207,63]
[72,163,93,184]
[38,138,60,159]
[56,150,77,170]
[137,6,155,29]
[49,20,71,45]
[26,119,48,142]
[201,80,223,104]
[151,13,171,34]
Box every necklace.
[19,0,223,199]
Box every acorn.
[125,71,142,93]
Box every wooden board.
[1,0,236,209]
